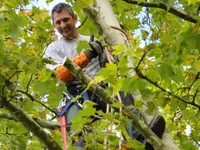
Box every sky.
[32,0,66,11]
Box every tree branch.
[0,113,60,130]
[16,90,58,115]
[62,57,165,150]
[77,17,88,29]
[26,73,34,93]
[0,96,62,150]
[32,118,60,130]
[123,0,198,23]
[0,113,18,121]
[135,69,200,109]
[188,72,200,92]
[135,49,149,70]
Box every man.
[43,2,107,144]
[44,3,104,81]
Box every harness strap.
[58,91,89,116]
[83,91,89,100]
[58,101,73,116]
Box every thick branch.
[0,97,62,150]
[123,0,198,23]
[0,113,17,121]
[63,57,165,150]
[83,4,126,45]
[0,113,60,130]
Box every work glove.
[84,35,104,61]
[99,51,108,67]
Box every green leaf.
[181,140,193,149]
[140,89,153,101]
[194,60,200,71]
[162,0,175,10]
[112,44,126,55]
[111,102,124,108]
[161,34,174,44]
[74,0,94,14]
[146,101,157,115]
[157,63,174,79]
[120,78,130,95]
[97,111,114,120]
[192,80,200,92]
[76,40,90,54]
[118,57,129,75]
[141,30,149,41]
[0,37,4,59]
[46,0,53,4]
[97,63,117,83]
[132,140,145,150]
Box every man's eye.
[56,21,61,25]
[63,18,69,22]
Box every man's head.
[51,3,78,40]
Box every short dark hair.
[51,3,74,21]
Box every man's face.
[53,9,78,40]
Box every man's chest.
[59,41,78,59]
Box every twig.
[77,17,88,29]
[188,72,200,93]
[16,90,58,115]
[196,2,200,15]
[192,90,199,104]
[2,71,20,95]
[110,26,128,40]
[123,0,198,23]
[26,73,34,93]
[135,49,149,70]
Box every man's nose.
[60,21,66,28]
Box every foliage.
[0,0,200,149]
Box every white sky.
[29,0,67,13]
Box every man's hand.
[89,40,104,57]
[84,35,104,61]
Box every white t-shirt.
[43,34,100,78]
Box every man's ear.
[52,19,55,27]
[74,15,78,22]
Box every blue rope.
[58,101,73,116]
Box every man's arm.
[56,40,104,83]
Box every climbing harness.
[57,90,89,150]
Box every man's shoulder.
[78,34,90,42]
[46,37,63,48]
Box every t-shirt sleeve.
[43,43,64,70]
